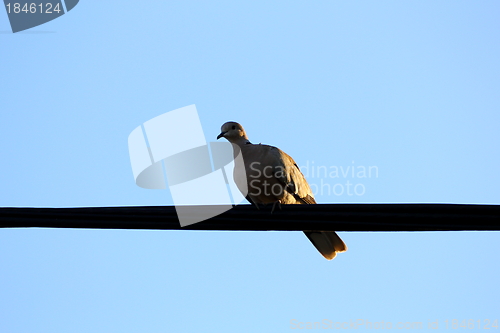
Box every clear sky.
[1,1,499,332]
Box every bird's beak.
[217,131,227,140]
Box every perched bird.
[217,121,347,260]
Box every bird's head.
[217,121,249,143]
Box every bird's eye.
[232,125,236,130]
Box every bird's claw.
[271,200,282,214]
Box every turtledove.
[217,121,347,260]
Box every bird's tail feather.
[304,231,347,260]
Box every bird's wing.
[268,146,316,204]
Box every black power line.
[1,204,499,232]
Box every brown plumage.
[217,121,347,260]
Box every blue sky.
[1,1,499,332]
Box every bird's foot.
[271,200,282,214]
